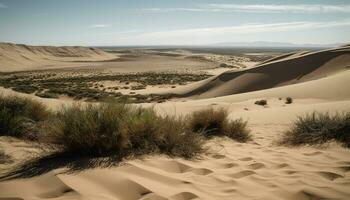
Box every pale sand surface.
[0,42,118,72]
[176,46,350,99]
[0,44,350,200]
[0,98,349,200]
[0,43,218,73]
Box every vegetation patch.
[0,71,211,103]
[255,99,267,106]
[35,91,59,99]
[285,97,293,104]
[279,112,350,148]
[188,108,251,142]
[0,96,252,167]
[0,95,50,139]
[43,102,205,158]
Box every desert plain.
[0,42,349,200]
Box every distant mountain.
[211,41,342,48]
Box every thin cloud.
[90,24,112,28]
[0,2,6,8]
[143,4,350,13]
[140,20,350,38]
[93,29,142,36]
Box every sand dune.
[179,45,350,98]
[0,43,217,73]
[0,42,116,71]
[1,101,349,200]
[1,44,350,200]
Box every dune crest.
[0,42,116,71]
[180,45,350,98]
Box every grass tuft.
[45,103,204,158]
[126,109,204,158]
[45,103,130,156]
[279,112,350,148]
[0,94,50,139]
[189,108,251,142]
[224,118,251,143]
[1,95,251,161]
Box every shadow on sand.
[0,152,125,181]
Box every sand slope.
[1,44,350,200]
[0,42,116,71]
[1,99,349,200]
[180,45,350,98]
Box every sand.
[0,44,350,200]
[0,43,216,73]
[0,42,118,72]
[177,46,350,99]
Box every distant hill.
[0,42,116,71]
[211,41,342,48]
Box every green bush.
[0,95,50,139]
[45,103,130,156]
[46,103,204,158]
[279,112,350,148]
[126,108,204,158]
[1,95,250,161]
[189,108,228,136]
[188,108,251,142]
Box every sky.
[0,0,350,46]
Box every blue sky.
[0,0,350,46]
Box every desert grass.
[0,71,211,102]
[43,103,130,156]
[188,108,251,142]
[42,102,204,159]
[0,94,50,139]
[279,112,350,148]
[1,96,251,162]
[0,149,12,164]
[125,108,204,158]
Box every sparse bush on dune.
[45,103,130,156]
[0,95,50,139]
[1,95,250,161]
[285,97,293,104]
[189,108,251,142]
[255,99,267,106]
[126,108,204,158]
[279,112,350,148]
[156,116,204,158]
[125,108,162,153]
[189,108,228,136]
[45,102,204,158]
[224,118,251,142]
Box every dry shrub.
[46,103,204,158]
[255,100,267,106]
[45,103,130,156]
[0,94,50,139]
[188,108,251,142]
[279,112,350,148]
